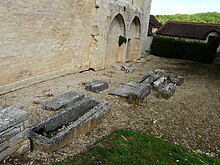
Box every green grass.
[55,129,220,165]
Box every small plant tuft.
[118,35,127,47]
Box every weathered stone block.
[109,81,151,104]
[0,144,19,162]
[0,108,28,132]
[167,74,184,86]
[157,83,176,100]
[153,77,167,91]
[9,129,29,146]
[43,91,85,111]
[0,125,22,143]
[84,80,109,93]
[137,72,152,84]
[121,63,134,73]
[30,97,109,152]
[11,139,30,158]
[0,141,9,152]
[151,69,165,81]
[137,69,165,84]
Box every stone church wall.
[0,0,151,94]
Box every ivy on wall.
[118,35,127,47]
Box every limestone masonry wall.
[0,108,30,161]
[0,0,152,94]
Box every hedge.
[150,36,220,63]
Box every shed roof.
[149,15,162,28]
[156,21,220,40]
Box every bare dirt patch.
[1,55,220,164]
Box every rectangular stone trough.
[30,97,109,152]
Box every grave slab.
[109,82,151,104]
[43,91,85,111]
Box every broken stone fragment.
[0,108,28,132]
[153,77,167,91]
[152,69,165,80]
[157,83,176,100]
[43,91,85,111]
[136,72,153,84]
[84,80,109,93]
[112,64,122,70]
[137,69,165,84]
[109,81,151,104]
[11,139,30,158]
[167,74,184,86]
[121,63,134,73]
[127,83,151,104]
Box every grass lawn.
[54,129,220,165]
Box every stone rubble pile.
[0,108,30,162]
[110,69,184,103]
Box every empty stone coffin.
[30,92,109,152]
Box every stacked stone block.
[0,108,30,162]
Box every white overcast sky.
[151,0,220,15]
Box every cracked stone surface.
[0,108,28,132]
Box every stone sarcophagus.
[30,92,109,152]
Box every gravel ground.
[1,55,220,165]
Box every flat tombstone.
[109,81,151,104]
[43,91,85,111]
